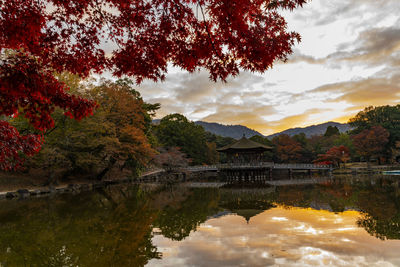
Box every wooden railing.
[185,165,218,172]
[218,162,274,170]
[185,162,332,172]
[273,163,332,170]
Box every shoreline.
[1,164,399,200]
[0,169,169,200]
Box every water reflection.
[0,175,399,266]
[0,185,162,266]
[150,208,400,267]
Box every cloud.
[202,104,276,134]
[287,25,400,69]
[133,0,400,135]
[287,52,326,65]
[331,27,400,66]
[310,73,400,109]
[302,0,400,27]
[138,70,276,123]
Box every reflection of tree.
[356,182,400,240]
[0,185,161,266]
[155,188,220,241]
[357,213,400,240]
[272,178,400,240]
[274,181,357,213]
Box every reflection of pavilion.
[218,187,276,223]
[231,209,265,224]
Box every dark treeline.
[154,105,400,169]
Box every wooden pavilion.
[217,135,273,183]
[217,135,272,164]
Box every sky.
[136,0,400,135]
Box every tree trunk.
[97,158,116,181]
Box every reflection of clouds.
[148,207,400,267]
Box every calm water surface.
[1,175,400,266]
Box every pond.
[0,175,400,266]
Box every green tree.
[249,135,273,161]
[333,133,356,160]
[155,114,208,165]
[324,126,340,137]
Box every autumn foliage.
[1,0,306,81]
[352,126,390,163]
[154,147,190,172]
[272,134,302,163]
[314,145,350,167]
[11,78,156,180]
[0,121,42,170]
[0,0,306,170]
[0,54,97,170]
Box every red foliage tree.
[314,145,350,168]
[272,134,302,163]
[351,126,390,168]
[0,0,306,170]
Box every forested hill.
[194,121,263,139]
[153,119,351,139]
[267,122,352,138]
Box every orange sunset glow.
[148,206,400,267]
[138,0,400,135]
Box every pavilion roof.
[216,135,272,152]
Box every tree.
[272,134,302,163]
[351,126,390,169]
[324,126,340,137]
[0,54,97,170]
[314,145,350,168]
[349,105,400,159]
[153,147,190,172]
[333,133,355,159]
[249,135,273,161]
[155,114,207,165]
[205,131,235,163]
[14,78,157,181]
[0,0,306,170]
[292,133,314,162]
[205,142,219,164]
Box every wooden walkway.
[185,162,332,172]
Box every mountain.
[152,119,352,139]
[194,121,263,139]
[266,121,352,139]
